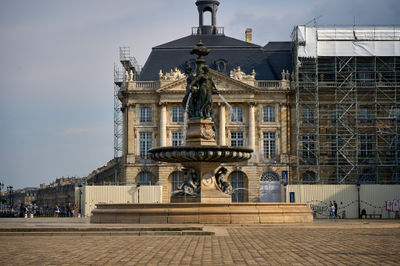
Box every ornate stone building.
[116,0,294,202]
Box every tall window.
[302,108,314,124]
[172,132,183,146]
[357,71,374,82]
[172,107,184,123]
[230,171,246,202]
[302,134,315,158]
[302,171,316,184]
[263,132,276,159]
[231,106,243,122]
[231,132,244,146]
[171,172,184,192]
[359,108,372,123]
[140,107,152,123]
[331,135,344,158]
[138,172,153,185]
[263,106,275,122]
[360,134,373,157]
[139,132,152,158]
[331,108,343,123]
[390,108,400,121]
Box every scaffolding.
[293,25,400,184]
[113,47,141,181]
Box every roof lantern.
[196,0,220,35]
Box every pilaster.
[248,102,256,161]
[159,102,167,147]
[219,104,226,145]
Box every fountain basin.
[90,203,313,224]
[148,146,253,163]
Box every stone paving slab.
[0,219,399,265]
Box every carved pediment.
[156,70,257,95]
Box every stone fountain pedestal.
[184,162,231,203]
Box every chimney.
[245,28,252,43]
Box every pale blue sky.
[0,0,399,189]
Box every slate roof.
[263,42,293,80]
[139,34,293,81]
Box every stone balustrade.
[256,80,291,90]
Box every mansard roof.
[139,34,293,82]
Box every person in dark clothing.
[66,202,74,217]
[361,208,367,219]
[333,201,338,218]
[19,203,27,218]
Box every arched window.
[302,171,316,184]
[203,10,212,25]
[138,172,153,185]
[260,171,281,202]
[171,171,184,192]
[230,171,247,202]
[260,172,280,182]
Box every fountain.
[91,42,313,224]
[149,41,252,204]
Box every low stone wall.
[90,203,313,224]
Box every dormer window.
[215,59,227,72]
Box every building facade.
[114,2,400,202]
[292,25,400,184]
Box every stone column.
[219,104,226,146]
[248,103,256,157]
[160,103,167,147]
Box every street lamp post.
[0,182,4,206]
[357,183,361,219]
[7,186,13,207]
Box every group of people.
[330,201,338,219]
[18,203,41,218]
[54,202,76,217]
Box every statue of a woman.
[182,67,195,116]
[189,66,219,120]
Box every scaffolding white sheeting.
[295,26,400,58]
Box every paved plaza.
[0,219,399,265]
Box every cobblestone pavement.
[0,222,399,265]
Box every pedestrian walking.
[333,200,338,218]
[54,204,60,217]
[330,202,336,219]
[19,203,27,218]
[66,202,74,217]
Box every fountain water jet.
[182,93,191,145]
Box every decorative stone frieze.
[159,68,186,81]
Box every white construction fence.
[286,185,400,219]
[75,185,162,217]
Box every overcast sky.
[0,0,399,190]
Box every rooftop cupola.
[196,0,220,35]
